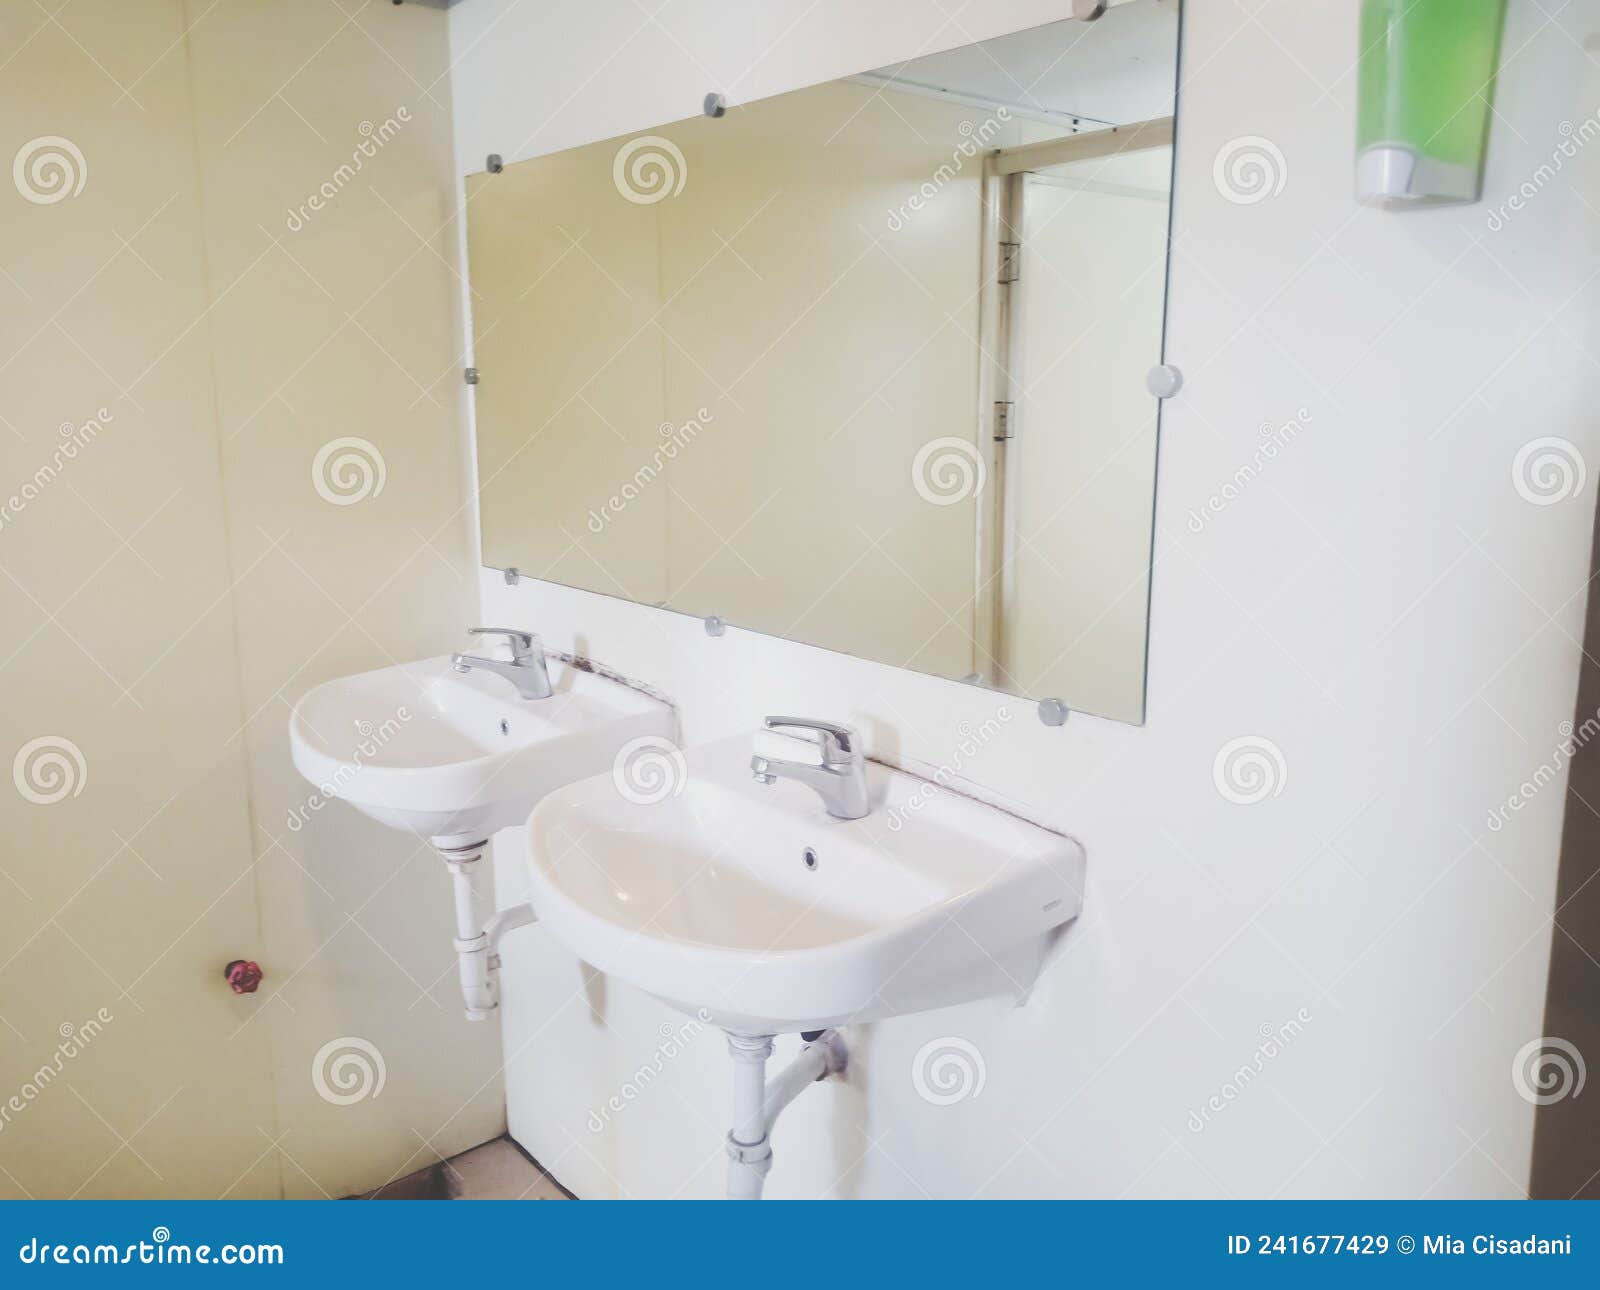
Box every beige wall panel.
[464,76,1110,689]
[0,0,496,1202]
[183,0,498,1198]
[646,87,983,677]
[0,0,275,1199]
[467,81,1047,678]
[467,146,671,606]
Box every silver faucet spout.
[452,627,553,700]
[749,716,870,819]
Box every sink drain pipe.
[434,837,537,1020]
[724,1029,848,1200]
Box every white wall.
[456,0,1600,1197]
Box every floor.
[352,1137,572,1200]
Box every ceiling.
[864,0,1178,127]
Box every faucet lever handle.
[468,626,538,659]
[762,715,859,763]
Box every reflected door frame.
[974,116,1175,691]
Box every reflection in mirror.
[467,0,1179,723]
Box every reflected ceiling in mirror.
[466,0,1180,723]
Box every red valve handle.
[224,960,262,994]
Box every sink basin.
[525,735,1085,1033]
[289,655,674,843]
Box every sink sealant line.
[545,650,679,721]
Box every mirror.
[466,0,1180,724]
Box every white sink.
[525,735,1085,1033]
[289,655,674,843]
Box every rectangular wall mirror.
[465,0,1180,724]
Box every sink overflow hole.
[499,719,510,735]
[803,847,818,871]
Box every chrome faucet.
[750,716,870,820]
[451,627,553,700]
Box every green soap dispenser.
[1357,0,1508,206]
